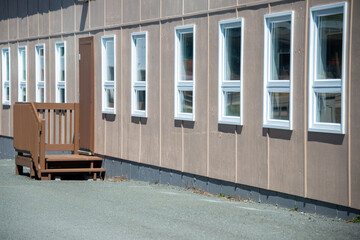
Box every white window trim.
[101,35,116,114]
[174,25,195,121]
[35,44,46,103]
[18,46,27,102]
[263,11,294,130]
[55,41,66,103]
[2,48,10,105]
[308,2,347,134]
[131,32,148,118]
[218,18,243,125]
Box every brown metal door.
[79,37,95,154]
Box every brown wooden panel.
[42,168,106,173]
[45,144,75,151]
[79,37,95,153]
[34,103,76,110]
[46,154,102,161]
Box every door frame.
[79,36,95,154]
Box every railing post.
[74,103,79,154]
[39,119,46,171]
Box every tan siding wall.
[0,0,358,209]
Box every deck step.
[45,154,103,162]
[42,168,106,173]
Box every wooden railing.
[13,103,80,178]
[34,103,79,154]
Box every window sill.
[308,124,344,135]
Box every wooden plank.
[65,110,67,144]
[45,144,74,151]
[15,155,32,168]
[70,110,72,145]
[39,119,46,171]
[53,110,56,144]
[46,154,102,162]
[42,168,106,173]
[34,103,76,110]
[74,104,79,154]
[48,109,50,144]
[59,110,62,144]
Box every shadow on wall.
[0,0,87,21]
[102,113,116,122]
[218,124,242,134]
[308,132,344,145]
[174,120,195,129]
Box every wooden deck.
[13,102,105,180]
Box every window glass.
[224,27,241,80]
[270,92,289,120]
[316,13,343,79]
[22,87,26,101]
[316,92,341,123]
[135,37,146,82]
[106,88,114,108]
[6,87,9,101]
[40,87,44,102]
[225,91,240,116]
[59,46,65,81]
[5,51,9,81]
[270,21,291,80]
[20,49,26,81]
[136,90,146,111]
[106,40,114,81]
[180,33,193,81]
[59,88,65,103]
[39,48,45,82]
[180,90,193,113]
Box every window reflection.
[316,92,341,123]
[270,92,289,120]
[317,13,343,79]
[270,21,291,80]
[225,92,240,116]
[180,91,193,113]
[180,33,193,81]
[225,27,241,80]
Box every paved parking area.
[1,158,359,240]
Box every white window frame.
[263,12,294,130]
[218,18,244,125]
[101,35,116,114]
[174,25,195,121]
[131,32,147,118]
[2,48,10,105]
[18,46,27,102]
[55,41,66,103]
[308,2,347,134]
[35,44,46,102]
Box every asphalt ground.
[1,158,359,240]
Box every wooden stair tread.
[42,168,106,173]
[45,154,103,162]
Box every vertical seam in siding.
[267,3,271,190]
[181,122,184,172]
[61,0,63,33]
[120,28,124,157]
[206,13,209,177]
[348,0,353,207]
[304,0,309,198]
[159,21,162,167]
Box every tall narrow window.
[2,48,10,105]
[218,19,243,125]
[18,46,27,102]
[55,42,66,103]
[263,12,293,130]
[175,25,195,121]
[309,3,347,134]
[101,35,116,114]
[131,32,147,117]
[36,44,45,102]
